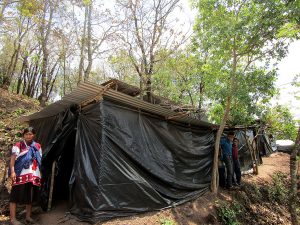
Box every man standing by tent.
[220,131,234,189]
[232,138,241,186]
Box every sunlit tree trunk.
[84,2,92,81]
[78,4,88,84]
[39,1,54,107]
[290,125,299,225]
[211,46,237,193]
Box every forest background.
[0,0,299,141]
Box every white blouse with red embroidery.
[12,140,42,187]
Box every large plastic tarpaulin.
[31,99,214,223]
[257,129,273,157]
[234,130,257,172]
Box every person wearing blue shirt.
[220,131,235,189]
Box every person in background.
[9,127,42,225]
[232,138,241,186]
[220,131,235,189]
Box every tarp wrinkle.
[31,100,214,223]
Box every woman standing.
[9,127,42,225]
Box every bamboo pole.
[47,161,56,211]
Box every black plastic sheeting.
[234,130,257,171]
[30,105,79,210]
[31,99,214,223]
[257,130,273,157]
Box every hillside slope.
[0,89,40,159]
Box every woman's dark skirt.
[10,183,40,204]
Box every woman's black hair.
[23,127,36,136]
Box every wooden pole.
[47,161,56,211]
[242,130,258,175]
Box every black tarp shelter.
[20,81,215,223]
[223,126,259,173]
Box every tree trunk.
[40,52,48,107]
[290,126,300,225]
[63,55,66,96]
[211,43,237,193]
[198,81,204,110]
[211,94,232,193]
[1,17,29,90]
[17,55,28,94]
[78,4,88,84]
[8,41,22,87]
[39,1,53,107]
[28,50,42,97]
[1,49,17,89]
[145,74,152,103]
[84,2,92,81]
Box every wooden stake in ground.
[48,161,56,211]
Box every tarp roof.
[20,81,213,128]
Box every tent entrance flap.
[30,106,79,210]
[52,128,76,201]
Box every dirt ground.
[244,152,290,183]
[0,152,292,225]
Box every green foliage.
[268,172,289,204]
[277,0,300,39]
[152,49,205,108]
[17,0,42,17]
[208,103,224,124]
[262,105,297,140]
[217,201,240,225]
[243,182,263,203]
[159,218,175,225]
[108,50,140,86]
[13,108,27,117]
[82,0,92,6]
[192,0,290,125]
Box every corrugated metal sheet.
[19,81,213,128]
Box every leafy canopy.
[192,0,291,125]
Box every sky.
[274,41,300,120]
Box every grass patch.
[159,218,176,225]
[267,172,289,204]
[216,201,240,225]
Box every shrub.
[160,218,175,225]
[217,201,240,225]
[268,172,288,204]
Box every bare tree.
[0,14,31,89]
[116,0,188,102]
[78,0,119,83]
[38,0,56,106]
[0,0,20,24]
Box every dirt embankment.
[0,89,40,158]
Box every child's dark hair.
[233,137,239,142]
[23,127,36,136]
